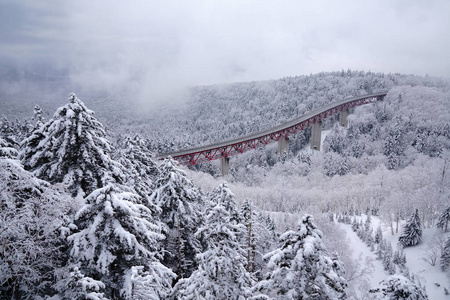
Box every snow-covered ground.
[339,215,450,299]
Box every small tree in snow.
[440,237,450,271]
[437,206,450,232]
[374,226,383,244]
[398,209,422,247]
[20,93,124,196]
[256,214,347,299]
[32,104,45,128]
[67,184,174,299]
[172,203,254,299]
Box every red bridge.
[157,91,388,174]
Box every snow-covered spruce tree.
[54,265,108,300]
[253,211,279,280]
[150,158,203,279]
[32,104,45,128]
[437,206,450,232]
[209,182,241,224]
[0,116,19,151]
[240,199,276,279]
[369,275,428,299]
[67,183,174,299]
[172,203,255,300]
[0,158,73,299]
[117,134,159,199]
[440,237,450,271]
[382,242,396,275]
[383,116,406,170]
[255,214,347,299]
[0,137,18,158]
[374,226,383,244]
[20,93,124,196]
[398,209,422,247]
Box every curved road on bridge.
[157,91,388,165]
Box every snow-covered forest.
[1,71,450,299]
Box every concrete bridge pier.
[278,137,289,157]
[310,121,322,151]
[220,157,230,176]
[339,109,349,127]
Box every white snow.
[339,215,450,299]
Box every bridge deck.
[157,91,388,164]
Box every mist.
[1,0,450,108]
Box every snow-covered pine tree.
[241,198,259,273]
[256,214,347,299]
[393,248,407,269]
[20,93,124,197]
[383,116,406,170]
[374,226,383,244]
[0,137,18,158]
[172,203,254,300]
[437,206,450,232]
[398,209,422,247]
[265,214,280,241]
[67,183,174,299]
[0,158,73,299]
[440,237,450,271]
[150,158,203,279]
[369,275,428,299]
[32,104,45,127]
[209,182,241,224]
[382,242,396,275]
[54,265,108,300]
[0,116,18,150]
[253,211,278,280]
[117,134,159,199]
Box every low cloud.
[1,0,449,106]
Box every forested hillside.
[1,71,449,299]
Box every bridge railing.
[157,91,388,165]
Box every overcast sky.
[1,0,449,103]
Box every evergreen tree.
[0,137,18,158]
[393,248,407,269]
[241,199,258,273]
[382,242,396,275]
[398,209,422,247]
[32,104,45,126]
[369,275,428,299]
[440,237,450,271]
[117,134,159,199]
[256,215,347,299]
[0,158,73,299]
[20,93,124,196]
[150,158,203,279]
[172,203,254,300]
[67,184,174,299]
[0,116,18,150]
[437,206,450,232]
[209,182,241,224]
[374,226,383,244]
[54,266,108,300]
